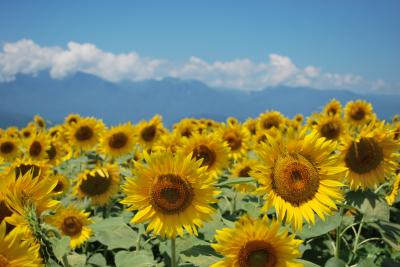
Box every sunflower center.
[75,126,94,141]
[350,107,366,121]
[320,121,340,140]
[141,125,156,142]
[68,118,78,124]
[29,141,43,157]
[181,128,192,138]
[151,174,194,215]
[239,166,251,177]
[239,240,276,267]
[108,132,128,149]
[79,171,111,196]
[23,131,31,138]
[263,118,280,130]
[192,145,216,168]
[327,107,338,116]
[272,154,320,205]
[53,181,64,192]
[0,141,14,154]
[225,134,242,151]
[0,254,9,267]
[62,216,83,236]
[47,144,57,160]
[345,138,383,174]
[15,164,41,179]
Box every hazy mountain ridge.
[0,72,398,128]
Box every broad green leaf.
[91,217,138,249]
[87,253,107,267]
[346,190,389,221]
[200,212,225,241]
[67,253,86,267]
[324,257,346,267]
[114,251,156,267]
[52,236,71,262]
[180,243,221,267]
[357,258,377,267]
[298,212,341,239]
[297,259,321,267]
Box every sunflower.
[34,115,46,130]
[136,115,166,149]
[293,114,304,124]
[180,133,229,178]
[323,99,342,116]
[153,132,183,153]
[315,115,345,141]
[99,123,136,157]
[340,122,399,190]
[0,184,14,235]
[46,205,93,249]
[230,159,258,193]
[344,100,375,125]
[251,130,345,231]
[5,127,20,138]
[65,113,81,125]
[258,111,285,131]
[121,151,218,238]
[227,116,239,126]
[386,174,400,205]
[211,216,303,267]
[0,221,43,267]
[46,139,71,166]
[244,118,257,136]
[0,137,19,161]
[51,174,70,195]
[173,118,195,138]
[75,164,120,206]
[219,124,250,160]
[66,117,105,151]
[20,125,36,140]
[25,133,50,161]
[7,158,50,181]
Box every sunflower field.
[0,99,400,267]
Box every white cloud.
[0,39,392,92]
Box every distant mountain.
[0,72,398,128]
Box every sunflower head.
[173,118,195,138]
[323,99,342,116]
[258,111,285,131]
[8,158,50,181]
[231,159,258,193]
[244,118,257,136]
[25,133,51,161]
[219,124,249,160]
[20,125,36,140]
[33,115,46,130]
[75,164,120,206]
[0,137,19,161]
[345,100,375,125]
[67,117,105,151]
[315,115,345,141]
[65,114,81,125]
[211,216,302,267]
[52,174,70,195]
[121,151,218,238]
[99,123,136,157]
[136,115,165,149]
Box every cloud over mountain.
[0,39,390,92]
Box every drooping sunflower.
[180,133,229,178]
[66,117,105,151]
[323,99,342,116]
[75,164,120,206]
[121,151,218,238]
[251,130,346,231]
[230,159,258,193]
[219,124,250,160]
[0,137,20,161]
[34,115,46,130]
[386,173,400,205]
[25,133,51,161]
[99,123,136,157]
[136,115,166,149]
[340,122,399,190]
[0,221,43,267]
[51,174,70,196]
[211,216,303,267]
[46,205,93,249]
[257,111,285,131]
[344,100,375,126]
[314,115,345,141]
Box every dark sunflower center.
[350,107,366,121]
[263,118,280,130]
[62,216,83,236]
[46,144,57,160]
[75,126,94,141]
[0,141,14,154]
[68,118,78,124]
[239,240,276,267]
[37,120,45,128]
[327,107,338,116]
[239,166,252,177]
[53,181,64,192]
[108,132,128,149]
[79,171,111,196]
[225,134,242,151]
[50,130,59,138]
[320,121,340,140]
[181,128,192,138]
[151,174,194,215]
[141,125,156,142]
[272,154,320,205]
[345,138,384,174]
[23,131,31,138]
[249,124,257,135]
[15,164,41,179]
[29,141,42,157]
[192,145,216,168]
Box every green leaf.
[52,236,71,262]
[66,253,86,267]
[114,251,156,267]
[298,212,341,239]
[217,177,254,186]
[200,212,225,241]
[357,258,377,267]
[324,257,346,267]
[87,253,107,267]
[346,190,390,221]
[180,245,221,267]
[91,217,138,249]
[297,259,321,267]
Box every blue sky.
[0,1,399,92]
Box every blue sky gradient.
[0,1,399,90]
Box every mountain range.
[0,72,399,128]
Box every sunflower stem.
[352,217,365,254]
[171,237,177,267]
[335,206,345,259]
